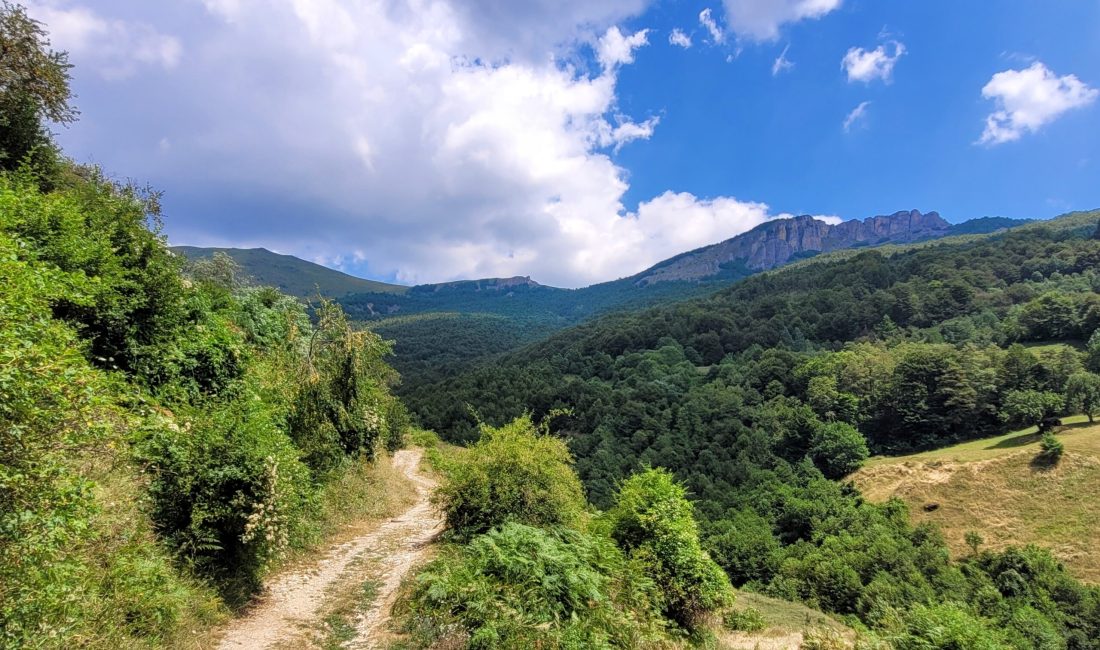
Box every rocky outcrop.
[635,210,949,285]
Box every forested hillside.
[403,210,1100,646]
[172,246,407,298]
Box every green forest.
[5,3,1100,649]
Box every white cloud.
[842,41,905,83]
[668,28,692,49]
[772,44,794,76]
[596,26,649,69]
[50,0,811,288]
[26,1,180,80]
[978,61,1098,145]
[699,8,725,44]
[723,0,841,41]
[843,101,871,132]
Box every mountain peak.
[635,209,949,286]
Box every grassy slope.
[852,415,1100,582]
[172,246,407,298]
[720,592,854,650]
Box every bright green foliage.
[884,602,1013,650]
[810,422,869,479]
[0,220,220,646]
[402,523,666,649]
[1018,293,1081,341]
[722,607,766,632]
[287,299,401,474]
[1002,390,1064,429]
[135,392,314,604]
[0,156,410,639]
[606,468,734,628]
[1064,371,1100,422]
[432,415,587,538]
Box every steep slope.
[172,246,407,298]
[851,417,1100,582]
[632,209,949,285]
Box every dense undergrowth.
[0,21,411,641]
[0,162,411,647]
[395,416,733,648]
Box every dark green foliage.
[432,415,587,538]
[136,396,313,603]
[810,422,869,479]
[1037,432,1065,465]
[606,469,734,628]
[1065,371,1100,422]
[287,299,399,474]
[0,1,75,176]
[401,523,666,649]
[399,210,1100,646]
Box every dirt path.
[217,448,443,650]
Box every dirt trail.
[216,448,443,650]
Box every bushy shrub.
[136,393,313,604]
[287,299,399,474]
[400,523,665,649]
[432,415,587,538]
[1038,432,1065,464]
[722,607,766,632]
[810,422,870,479]
[606,468,734,628]
[885,602,1010,650]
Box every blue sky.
[28,0,1100,287]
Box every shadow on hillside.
[987,432,1042,450]
[986,421,1093,451]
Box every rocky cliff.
[634,209,949,285]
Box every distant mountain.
[946,216,1034,236]
[632,209,950,286]
[171,246,407,298]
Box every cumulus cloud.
[772,44,794,76]
[698,8,725,44]
[668,28,692,48]
[46,0,812,288]
[842,41,905,83]
[26,1,180,80]
[843,101,871,132]
[723,0,842,41]
[596,26,649,69]
[978,61,1098,145]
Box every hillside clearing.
[719,592,854,649]
[853,419,1100,581]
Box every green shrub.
[885,602,1010,650]
[1037,432,1064,464]
[606,468,734,629]
[287,300,399,475]
[432,415,587,538]
[810,421,870,479]
[400,522,665,649]
[135,392,314,604]
[722,607,766,632]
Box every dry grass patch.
[852,420,1100,582]
[719,592,854,649]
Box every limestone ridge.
[634,209,949,285]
